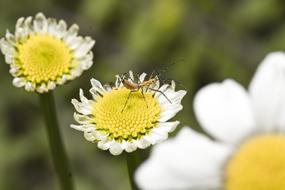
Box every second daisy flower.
[0,12,95,93]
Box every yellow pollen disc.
[15,34,72,83]
[225,135,285,190]
[92,88,161,140]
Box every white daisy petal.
[9,66,17,75]
[68,36,83,50]
[79,52,94,70]
[139,73,147,82]
[79,88,89,103]
[37,83,48,93]
[15,17,25,39]
[98,140,112,150]
[5,30,16,45]
[0,38,14,57]
[23,16,33,36]
[33,13,48,33]
[124,141,138,153]
[70,67,83,78]
[55,20,67,38]
[194,79,256,144]
[135,127,231,190]
[73,113,92,124]
[158,104,183,122]
[4,55,13,64]
[158,90,186,111]
[90,78,106,95]
[47,18,58,36]
[249,52,285,131]
[157,84,169,94]
[115,75,124,88]
[71,98,92,115]
[149,128,169,144]
[47,81,56,90]
[73,37,95,58]
[12,77,26,87]
[129,70,135,81]
[163,90,187,105]
[70,124,85,131]
[83,128,96,142]
[109,141,124,155]
[171,80,176,90]
[24,82,35,91]
[64,24,79,45]
[157,121,179,133]
[57,75,68,85]
[93,131,107,141]
[136,136,152,149]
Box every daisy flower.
[0,12,95,93]
[135,52,285,190]
[71,71,186,155]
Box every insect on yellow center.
[15,34,72,83]
[225,134,285,190]
[92,88,161,141]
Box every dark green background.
[0,0,283,189]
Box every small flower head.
[0,12,95,93]
[71,71,186,155]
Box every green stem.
[39,92,74,190]
[126,152,141,190]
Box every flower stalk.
[126,152,141,190]
[39,92,74,190]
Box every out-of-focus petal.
[249,52,285,131]
[194,79,255,144]
[135,127,231,190]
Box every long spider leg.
[141,88,148,108]
[148,87,172,104]
[136,75,148,108]
[122,90,133,112]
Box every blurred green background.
[0,0,284,189]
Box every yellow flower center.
[225,135,285,190]
[15,34,72,83]
[92,88,161,141]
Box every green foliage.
[0,0,284,189]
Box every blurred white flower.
[0,12,95,93]
[135,52,285,190]
[71,71,186,155]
